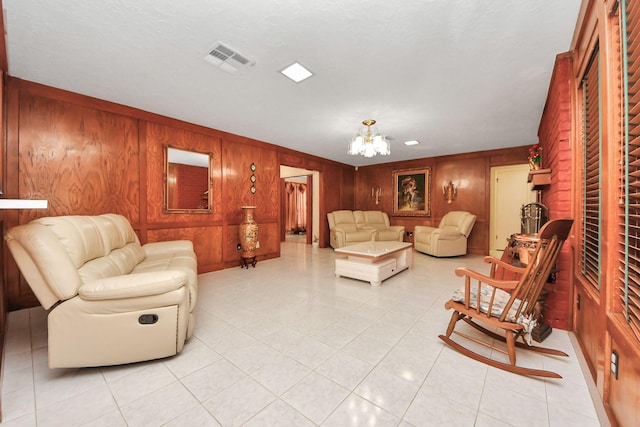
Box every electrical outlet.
[406,231,413,237]
[237,243,241,250]
[611,350,619,379]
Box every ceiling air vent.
[204,42,255,74]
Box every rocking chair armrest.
[483,256,526,275]
[454,267,520,291]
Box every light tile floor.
[1,241,608,426]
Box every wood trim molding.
[0,0,7,72]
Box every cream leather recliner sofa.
[414,211,477,257]
[327,210,405,248]
[4,214,197,368]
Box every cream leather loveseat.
[327,210,405,248]
[5,214,197,368]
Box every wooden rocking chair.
[439,218,574,378]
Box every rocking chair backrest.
[498,218,573,323]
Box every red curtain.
[285,182,307,232]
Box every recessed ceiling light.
[281,62,313,83]
[404,140,420,146]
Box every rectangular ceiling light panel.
[204,42,255,74]
[281,62,313,83]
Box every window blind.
[581,46,601,290]
[622,0,640,341]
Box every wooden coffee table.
[334,241,413,286]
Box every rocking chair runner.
[439,218,574,378]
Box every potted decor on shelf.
[528,144,543,170]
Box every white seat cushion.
[452,285,527,324]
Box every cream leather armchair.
[5,214,198,368]
[414,211,477,257]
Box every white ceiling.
[3,0,582,167]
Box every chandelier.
[347,119,390,157]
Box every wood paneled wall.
[355,147,530,255]
[2,78,355,310]
[2,77,535,309]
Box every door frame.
[280,166,319,245]
[489,163,537,258]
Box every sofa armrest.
[79,270,188,300]
[431,228,462,240]
[143,240,194,257]
[331,226,348,236]
[329,227,347,248]
[414,225,436,234]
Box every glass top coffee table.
[334,241,413,286]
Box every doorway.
[283,176,309,243]
[489,164,537,258]
[280,165,319,245]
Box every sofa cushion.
[332,210,357,232]
[345,230,376,243]
[439,211,477,238]
[135,247,198,311]
[78,243,144,283]
[89,214,140,255]
[359,211,389,230]
[33,216,106,268]
[5,222,83,306]
[101,213,140,246]
[79,270,188,300]
[435,227,464,240]
[376,229,401,241]
[353,211,367,230]
[40,214,145,284]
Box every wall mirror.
[164,146,212,213]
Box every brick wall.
[538,54,573,330]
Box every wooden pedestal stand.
[241,256,257,269]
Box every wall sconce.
[372,187,382,205]
[443,181,457,204]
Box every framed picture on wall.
[392,167,431,216]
